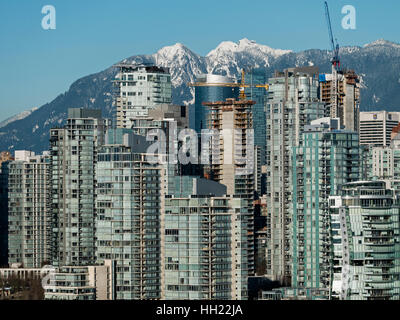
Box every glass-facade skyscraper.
[50,108,107,267]
[7,151,51,268]
[265,67,327,285]
[115,65,172,129]
[164,191,252,300]
[95,133,163,299]
[292,118,360,294]
[244,69,268,166]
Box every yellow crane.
[188,69,269,100]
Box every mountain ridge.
[1,38,400,153]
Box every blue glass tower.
[190,74,239,134]
[244,69,268,165]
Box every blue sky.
[0,0,399,122]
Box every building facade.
[265,67,326,285]
[292,118,360,295]
[95,132,165,299]
[203,98,255,198]
[359,111,400,147]
[114,65,172,129]
[44,261,114,300]
[190,74,239,134]
[164,195,252,300]
[7,151,51,268]
[319,70,360,132]
[244,69,268,166]
[330,181,400,300]
[50,108,107,267]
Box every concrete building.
[369,147,400,180]
[319,70,360,132]
[265,67,326,285]
[50,108,107,267]
[0,267,52,280]
[95,130,165,299]
[130,104,188,135]
[203,98,255,198]
[365,138,400,192]
[7,151,51,268]
[359,111,400,147]
[164,193,252,300]
[292,118,360,295]
[330,181,400,300]
[203,98,256,278]
[114,64,172,129]
[44,261,114,300]
[190,74,239,134]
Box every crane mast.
[324,1,340,118]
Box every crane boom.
[324,1,340,118]
[324,1,336,56]
[324,1,340,67]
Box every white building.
[359,111,400,146]
[114,64,172,129]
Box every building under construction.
[203,98,255,198]
[319,70,360,132]
[202,98,256,279]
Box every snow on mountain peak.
[205,38,291,79]
[364,39,400,49]
[155,42,196,60]
[153,43,206,88]
[207,38,291,58]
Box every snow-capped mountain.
[206,38,291,79]
[1,38,400,153]
[0,107,38,129]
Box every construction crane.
[325,1,340,68]
[324,1,340,118]
[188,68,269,100]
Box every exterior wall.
[0,268,51,279]
[330,181,400,300]
[319,71,360,132]
[366,146,400,192]
[163,196,251,300]
[191,74,239,133]
[203,98,256,278]
[7,153,51,268]
[265,67,326,285]
[95,144,164,299]
[244,70,268,166]
[292,127,360,294]
[115,65,172,129]
[50,109,107,267]
[204,99,255,198]
[44,263,112,300]
[359,111,400,147]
